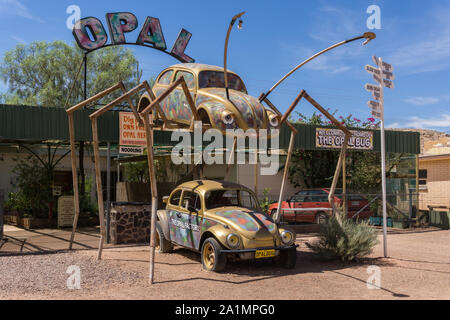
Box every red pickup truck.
[268,188,373,224]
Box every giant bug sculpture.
[67,11,375,283]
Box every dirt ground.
[1,228,449,300]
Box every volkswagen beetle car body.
[138,63,280,134]
[156,180,297,271]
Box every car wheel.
[271,209,278,217]
[155,223,173,253]
[315,212,328,225]
[201,238,227,272]
[276,247,297,269]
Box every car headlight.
[269,114,280,127]
[222,111,235,125]
[280,230,294,246]
[226,233,240,248]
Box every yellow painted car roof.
[177,180,250,194]
[169,63,237,75]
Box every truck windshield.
[205,189,260,210]
[198,71,246,93]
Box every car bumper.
[220,244,298,254]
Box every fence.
[0,190,4,240]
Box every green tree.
[0,41,139,107]
[0,40,141,204]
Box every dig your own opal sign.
[72,12,194,62]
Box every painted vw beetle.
[138,63,280,133]
[155,180,298,271]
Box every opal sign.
[72,12,194,63]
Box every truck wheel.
[315,212,328,225]
[201,238,227,272]
[155,223,173,253]
[277,247,297,269]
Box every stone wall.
[109,203,152,245]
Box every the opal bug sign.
[316,128,373,150]
[72,12,194,62]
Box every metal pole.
[83,53,87,100]
[106,142,111,244]
[259,32,376,102]
[379,57,388,258]
[224,12,245,100]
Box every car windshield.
[205,189,260,210]
[198,71,246,93]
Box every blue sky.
[1,0,450,131]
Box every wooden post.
[143,112,158,284]
[68,113,80,250]
[329,133,350,219]
[275,131,296,224]
[225,137,237,180]
[254,161,258,195]
[343,151,347,218]
[91,118,106,260]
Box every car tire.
[315,212,328,225]
[276,247,297,269]
[155,223,173,253]
[201,238,227,272]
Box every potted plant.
[21,213,33,230]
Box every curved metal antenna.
[258,32,376,102]
[224,11,245,100]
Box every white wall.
[0,148,115,202]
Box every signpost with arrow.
[365,56,394,258]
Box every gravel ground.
[0,251,143,298]
[1,230,449,300]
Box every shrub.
[259,188,271,213]
[308,212,378,261]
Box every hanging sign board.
[373,56,394,72]
[57,196,75,228]
[316,128,374,150]
[119,146,144,155]
[119,112,147,146]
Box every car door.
[166,189,186,246]
[308,190,331,220]
[294,191,317,223]
[169,189,203,249]
[288,191,310,223]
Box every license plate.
[255,249,275,259]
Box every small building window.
[419,169,427,190]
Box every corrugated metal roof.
[0,105,420,154]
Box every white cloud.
[392,114,450,129]
[388,38,450,73]
[386,5,450,74]
[0,0,43,23]
[386,122,401,128]
[284,5,367,75]
[404,96,440,106]
[10,35,26,44]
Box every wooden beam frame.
[272,89,351,223]
[137,76,200,284]
[66,82,142,251]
